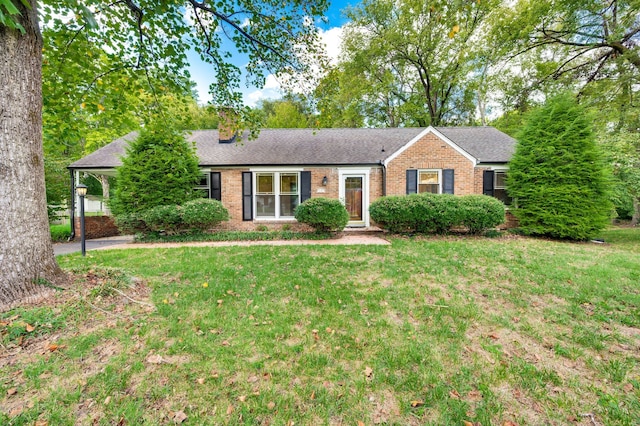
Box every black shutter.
[406,169,418,194]
[242,172,253,221]
[483,170,495,196]
[442,169,454,194]
[210,172,221,201]
[300,171,311,203]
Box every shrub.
[294,198,349,232]
[114,212,148,234]
[50,224,71,242]
[370,193,505,235]
[142,205,183,233]
[369,193,461,234]
[182,199,229,231]
[110,123,202,216]
[457,195,506,234]
[507,94,611,240]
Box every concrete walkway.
[53,235,135,256]
[54,233,389,255]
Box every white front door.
[339,170,369,227]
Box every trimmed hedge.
[182,199,230,231]
[115,199,229,235]
[294,197,349,232]
[143,205,183,232]
[457,195,506,235]
[369,193,505,234]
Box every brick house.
[68,126,515,230]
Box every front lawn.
[1,229,639,425]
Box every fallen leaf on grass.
[196,378,205,385]
[25,323,35,333]
[146,354,163,364]
[623,383,634,392]
[47,343,64,352]
[449,390,460,399]
[238,395,247,402]
[172,410,187,424]
[34,420,48,426]
[364,366,373,378]
[310,391,315,400]
[410,400,424,407]
[267,401,276,410]
[7,388,17,396]
[9,406,23,417]
[358,421,365,426]
[247,375,259,383]
[502,421,518,426]
[226,404,234,415]
[467,390,482,401]
[488,332,500,340]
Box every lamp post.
[76,184,88,256]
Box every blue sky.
[187,0,357,105]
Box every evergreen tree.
[507,95,611,240]
[110,124,201,216]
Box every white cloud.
[319,26,344,65]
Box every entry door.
[345,176,363,222]
[341,172,368,226]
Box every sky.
[187,0,357,106]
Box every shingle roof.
[68,127,515,169]
[435,126,515,163]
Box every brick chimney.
[218,107,237,144]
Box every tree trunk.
[632,197,639,227]
[100,175,111,214]
[0,1,66,310]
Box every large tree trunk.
[0,1,65,310]
[632,197,639,227]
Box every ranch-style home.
[68,126,515,231]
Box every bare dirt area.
[0,270,154,423]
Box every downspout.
[69,168,76,241]
[380,160,387,196]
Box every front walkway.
[53,235,135,256]
[54,233,389,255]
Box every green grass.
[135,229,334,243]
[2,227,639,425]
[50,224,72,242]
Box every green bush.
[182,199,229,231]
[142,205,183,233]
[457,195,506,234]
[114,212,147,234]
[370,193,505,235]
[110,123,201,216]
[50,224,71,242]
[370,193,461,234]
[294,198,349,232]
[115,200,229,235]
[507,95,611,240]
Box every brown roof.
[68,127,515,169]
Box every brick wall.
[215,166,383,229]
[74,216,119,239]
[386,133,477,195]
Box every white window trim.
[494,170,507,189]
[253,171,300,220]
[417,169,442,194]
